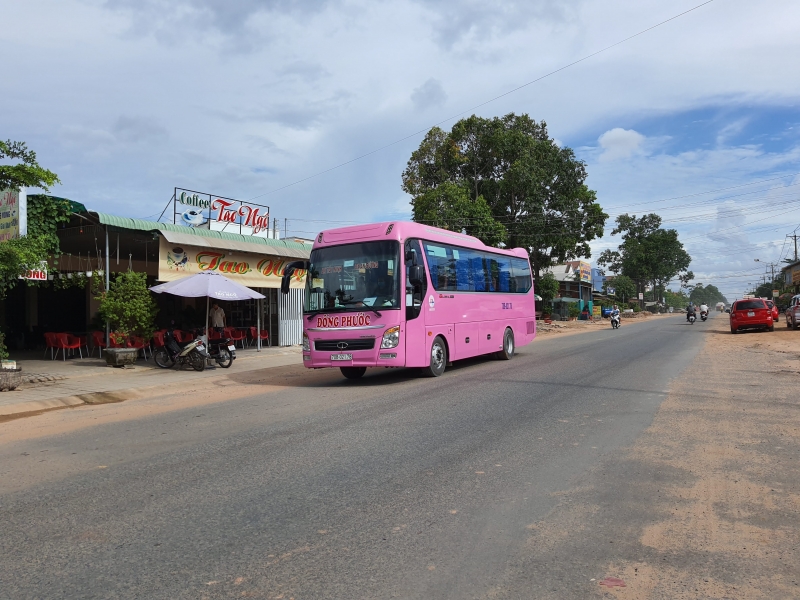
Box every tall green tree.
[604,274,636,304]
[689,283,728,306]
[0,141,68,298]
[0,140,60,192]
[597,213,691,303]
[402,114,608,284]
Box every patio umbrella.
[149,271,266,347]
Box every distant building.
[539,261,594,319]
[781,260,800,294]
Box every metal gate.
[278,288,304,346]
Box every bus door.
[404,239,428,367]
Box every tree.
[0,141,68,298]
[664,289,689,309]
[97,271,158,341]
[604,274,636,304]
[598,213,691,304]
[0,140,60,192]
[537,271,559,307]
[402,114,608,283]
[689,283,728,306]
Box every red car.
[730,298,773,334]
[765,299,779,321]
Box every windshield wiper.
[339,301,381,318]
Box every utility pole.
[788,234,799,262]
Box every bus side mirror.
[409,265,424,286]
[405,249,417,265]
[280,261,308,295]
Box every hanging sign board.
[0,188,26,242]
[19,261,48,280]
[578,261,591,283]
[157,238,305,289]
[172,188,271,238]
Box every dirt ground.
[524,314,800,598]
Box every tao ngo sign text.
[173,188,270,236]
[158,238,305,289]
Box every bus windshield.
[305,241,401,313]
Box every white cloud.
[597,128,647,162]
[1,0,800,271]
[411,78,447,111]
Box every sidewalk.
[0,345,304,419]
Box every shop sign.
[592,305,601,316]
[19,261,48,280]
[158,238,305,289]
[0,189,26,242]
[173,188,270,237]
[577,261,591,283]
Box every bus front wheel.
[497,328,514,360]
[423,336,447,377]
[340,367,366,380]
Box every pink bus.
[281,221,536,379]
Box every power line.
[246,0,717,202]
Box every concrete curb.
[0,355,303,420]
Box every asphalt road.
[1,314,708,599]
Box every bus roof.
[314,221,529,259]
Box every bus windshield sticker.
[427,245,447,258]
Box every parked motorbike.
[203,329,236,368]
[154,329,209,371]
[700,310,708,322]
[610,314,621,329]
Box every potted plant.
[97,271,158,367]
[567,304,580,320]
[0,330,22,391]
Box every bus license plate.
[228,345,236,351]
[331,353,353,361]
[747,311,755,317]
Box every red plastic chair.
[225,327,246,349]
[91,331,107,358]
[208,329,222,341]
[152,331,165,348]
[249,327,270,347]
[129,336,150,360]
[43,332,58,360]
[174,330,193,344]
[55,333,82,360]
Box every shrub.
[97,271,158,342]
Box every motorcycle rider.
[610,304,621,327]
[686,303,697,322]
[700,303,709,319]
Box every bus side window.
[405,239,427,320]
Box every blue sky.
[3,0,800,300]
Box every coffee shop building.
[0,202,311,351]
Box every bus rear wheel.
[423,336,447,377]
[340,367,366,380]
[497,328,514,360]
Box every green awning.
[88,211,311,257]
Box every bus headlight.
[381,326,400,349]
[302,332,310,352]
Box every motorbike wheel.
[215,347,233,368]
[190,350,206,372]
[154,349,174,369]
